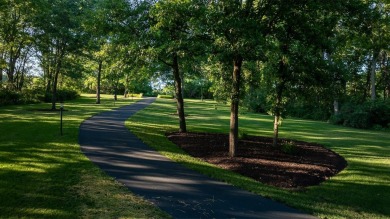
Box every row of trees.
[1,0,389,156]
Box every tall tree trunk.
[333,100,340,115]
[19,71,25,91]
[16,50,28,91]
[7,54,16,90]
[381,52,389,100]
[273,56,287,147]
[51,45,64,110]
[114,79,119,101]
[6,45,23,90]
[370,51,378,101]
[172,52,186,133]
[385,66,390,100]
[51,60,61,110]
[364,67,370,101]
[229,56,243,157]
[124,74,129,98]
[272,86,283,147]
[45,57,53,95]
[46,69,52,94]
[0,52,4,83]
[96,60,102,104]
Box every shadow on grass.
[127,98,390,219]
[0,95,167,219]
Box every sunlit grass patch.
[127,98,390,219]
[0,94,169,218]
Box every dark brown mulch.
[166,132,347,189]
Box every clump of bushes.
[280,140,298,155]
[157,94,173,99]
[330,100,390,130]
[44,89,80,102]
[238,130,248,140]
[0,88,45,106]
[0,88,79,106]
[127,93,143,98]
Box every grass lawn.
[0,94,169,218]
[127,98,390,219]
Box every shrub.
[157,94,173,99]
[45,89,80,102]
[242,90,270,114]
[365,101,390,128]
[0,89,20,105]
[330,100,390,129]
[0,88,44,106]
[127,93,143,98]
[344,111,371,129]
[238,130,248,140]
[280,140,298,155]
[329,114,344,125]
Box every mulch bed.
[166,132,347,189]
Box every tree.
[148,0,207,133]
[265,1,361,146]
[33,0,87,109]
[206,0,270,156]
[81,0,141,104]
[0,0,34,90]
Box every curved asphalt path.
[79,97,317,219]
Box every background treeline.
[0,0,389,133]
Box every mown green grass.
[127,98,390,219]
[0,94,169,219]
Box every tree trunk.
[96,60,102,104]
[19,70,25,91]
[370,51,378,101]
[272,90,283,147]
[333,99,340,115]
[16,50,29,91]
[51,60,61,110]
[114,79,119,101]
[364,66,371,100]
[273,56,287,147]
[124,74,130,98]
[45,59,53,95]
[381,52,389,100]
[7,54,16,90]
[229,56,243,157]
[0,52,3,83]
[172,52,187,133]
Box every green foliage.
[0,88,45,106]
[330,100,390,129]
[238,130,248,140]
[280,140,298,155]
[44,89,80,103]
[286,101,332,121]
[242,89,270,114]
[183,78,213,99]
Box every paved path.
[79,98,317,219]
